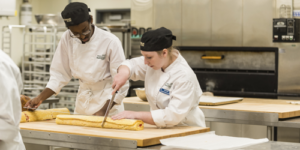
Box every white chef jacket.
[0,50,26,150]
[122,51,206,127]
[46,26,129,116]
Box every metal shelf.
[20,25,78,110]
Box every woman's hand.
[111,65,130,95]
[111,111,137,120]
[111,111,156,125]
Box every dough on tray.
[56,115,144,131]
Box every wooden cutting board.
[199,96,243,106]
[123,97,300,119]
[199,98,300,119]
[20,120,210,147]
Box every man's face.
[69,21,93,43]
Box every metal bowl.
[134,88,147,101]
[34,14,64,26]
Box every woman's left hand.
[111,111,137,120]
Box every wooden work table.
[123,96,300,141]
[123,97,300,119]
[20,120,209,147]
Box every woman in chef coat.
[111,27,206,127]
[25,2,129,116]
[0,49,25,150]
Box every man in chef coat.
[25,2,129,116]
[0,49,26,150]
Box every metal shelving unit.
[2,26,11,56]
[21,25,78,110]
[1,25,26,57]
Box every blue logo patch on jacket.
[159,88,170,95]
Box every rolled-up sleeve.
[151,80,196,127]
[120,56,147,81]
[108,39,129,104]
[46,34,72,95]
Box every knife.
[101,92,117,128]
[23,107,37,111]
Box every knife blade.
[101,92,117,128]
[23,107,38,111]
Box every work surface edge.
[20,120,210,147]
[123,97,300,119]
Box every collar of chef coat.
[163,51,182,73]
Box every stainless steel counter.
[21,129,300,150]
[123,100,300,141]
[140,141,300,150]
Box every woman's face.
[141,49,168,70]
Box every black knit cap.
[140,27,176,51]
[61,2,91,27]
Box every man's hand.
[24,97,43,109]
[93,100,116,116]
[24,88,55,110]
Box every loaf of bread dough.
[56,115,144,131]
[47,108,70,119]
[23,110,53,122]
[20,112,27,123]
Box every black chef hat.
[61,2,91,27]
[140,27,176,51]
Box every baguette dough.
[23,110,53,122]
[20,112,27,123]
[20,108,71,123]
[47,108,70,119]
[56,115,144,131]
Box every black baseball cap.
[61,2,91,27]
[140,27,176,51]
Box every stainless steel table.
[142,141,300,150]
[21,129,300,150]
[123,100,300,141]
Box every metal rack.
[21,25,78,110]
[2,26,11,56]
[1,25,26,57]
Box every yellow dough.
[23,110,53,122]
[20,112,27,123]
[47,108,70,119]
[56,115,144,131]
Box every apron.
[74,77,124,116]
